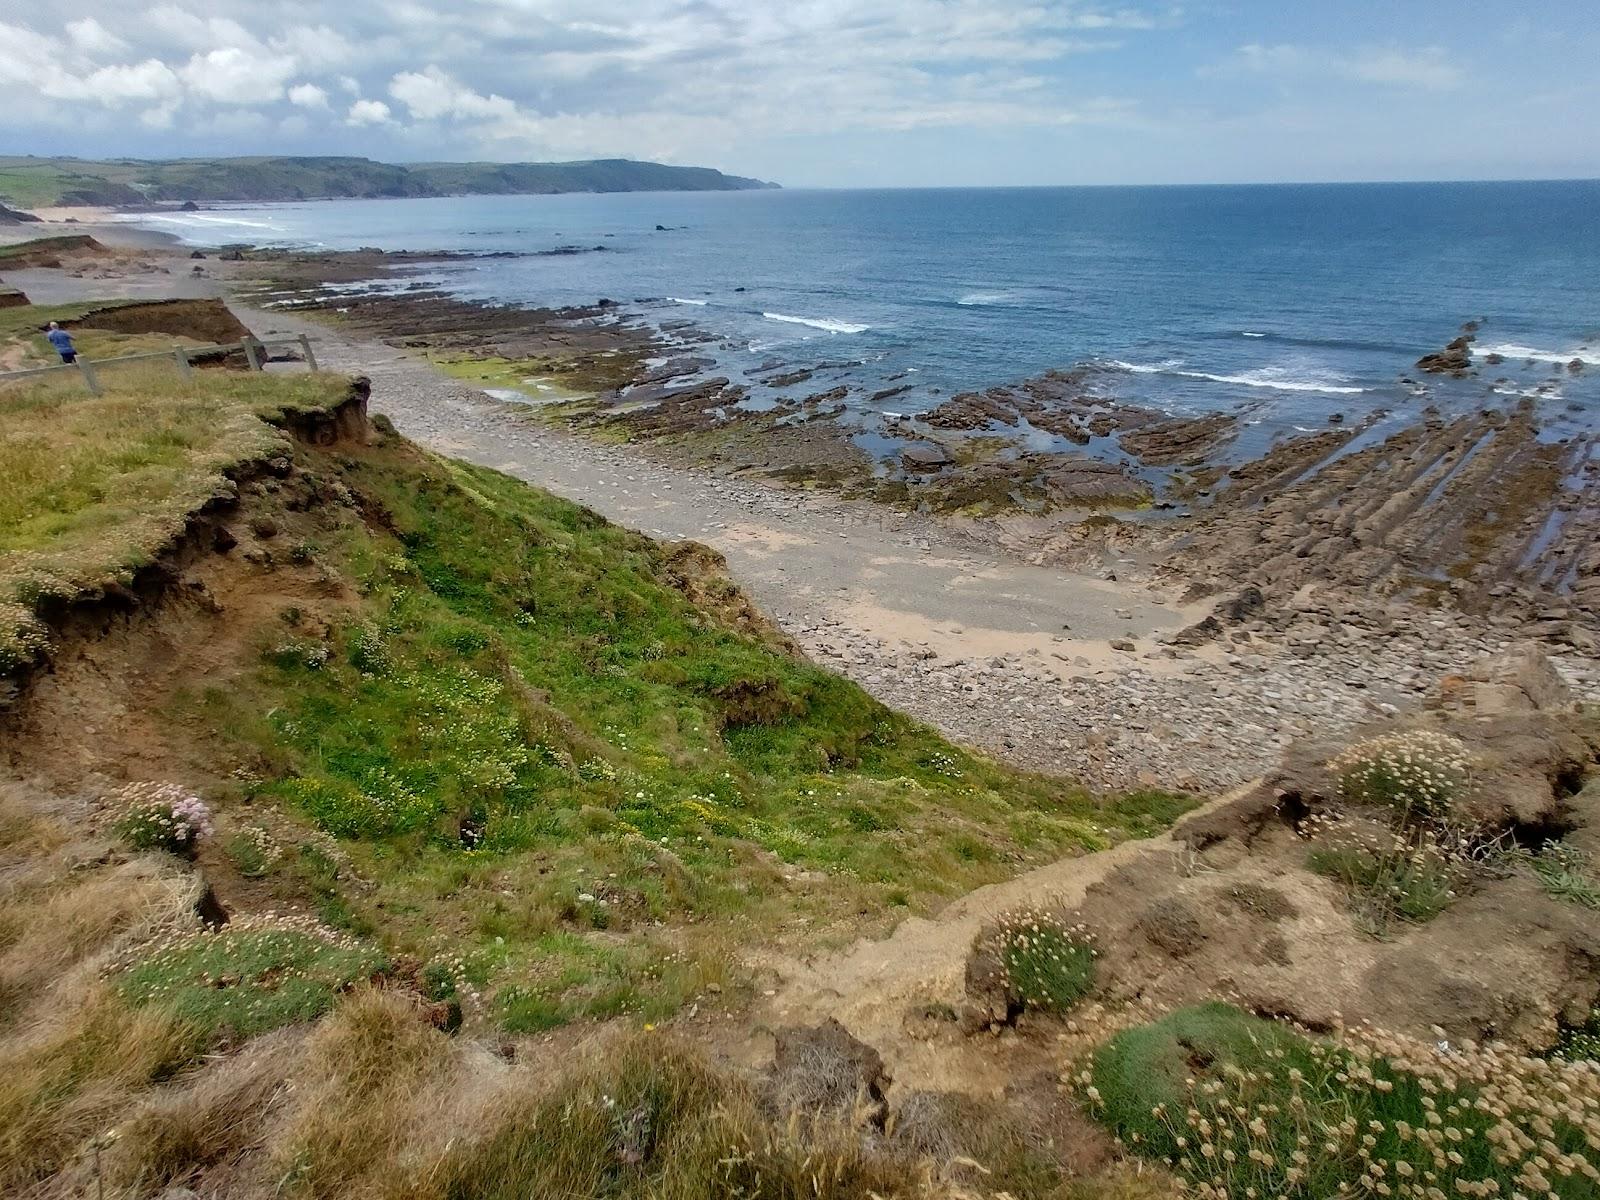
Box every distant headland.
[0,154,778,209]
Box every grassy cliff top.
[0,362,351,669]
[0,155,776,208]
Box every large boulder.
[1430,646,1573,715]
[1417,335,1474,374]
[900,442,953,470]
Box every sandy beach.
[0,207,182,250]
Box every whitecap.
[1473,342,1600,366]
[1241,331,1267,338]
[1106,359,1364,395]
[956,291,1017,307]
[1105,358,1183,375]
[667,296,708,306]
[762,311,870,334]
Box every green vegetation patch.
[1554,1007,1600,1063]
[430,353,594,405]
[116,917,388,1040]
[199,428,1192,1026]
[1307,841,1460,931]
[1525,844,1600,910]
[1085,1003,1600,1198]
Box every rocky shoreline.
[237,249,1599,633]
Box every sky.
[1,1,1597,188]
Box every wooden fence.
[0,335,320,395]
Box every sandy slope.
[732,788,1246,1095]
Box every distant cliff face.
[0,155,777,208]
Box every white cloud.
[389,66,517,121]
[346,98,392,125]
[66,16,127,54]
[140,103,178,130]
[87,59,184,104]
[179,46,296,104]
[288,82,330,109]
[1346,47,1463,91]
[0,1,1159,158]
[269,25,358,70]
[141,6,242,52]
[1225,43,1464,92]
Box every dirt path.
[731,788,1246,1095]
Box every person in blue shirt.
[45,322,76,364]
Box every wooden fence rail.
[0,335,319,395]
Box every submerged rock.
[900,442,953,470]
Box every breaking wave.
[762,311,870,334]
[666,296,707,306]
[1107,359,1365,395]
[1474,342,1599,366]
[956,291,1019,307]
[130,213,284,232]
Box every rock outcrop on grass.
[1051,649,1600,1049]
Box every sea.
[125,181,1600,455]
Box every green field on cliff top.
[0,154,775,209]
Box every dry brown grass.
[0,986,199,1194]
[433,1034,939,1200]
[0,786,198,1024]
[0,787,210,1195]
[1,864,194,1004]
[267,987,455,1199]
[106,1028,304,1196]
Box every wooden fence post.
[174,348,193,380]
[298,334,319,373]
[77,358,101,395]
[243,338,262,371]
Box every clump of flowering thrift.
[1329,729,1472,822]
[226,826,283,877]
[1080,1003,1600,1200]
[113,911,386,1040]
[992,904,1098,1012]
[114,781,214,855]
